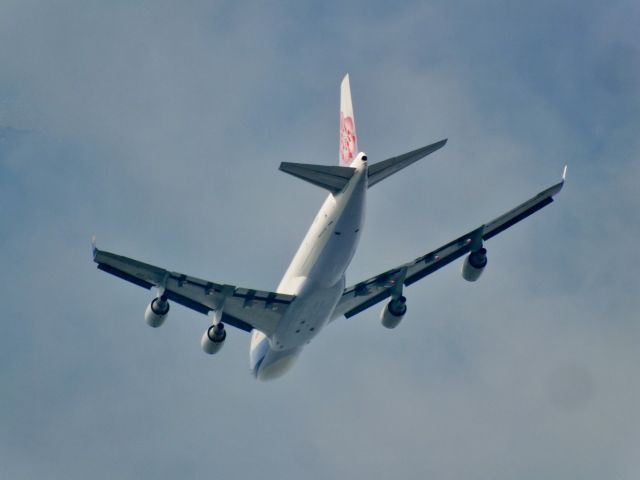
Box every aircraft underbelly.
[250,280,343,381]
[251,160,367,380]
[272,278,344,348]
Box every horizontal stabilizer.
[368,139,447,188]
[279,162,356,194]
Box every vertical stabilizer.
[339,74,358,166]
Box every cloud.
[0,1,638,479]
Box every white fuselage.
[250,154,368,380]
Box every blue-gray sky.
[1,1,639,478]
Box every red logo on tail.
[340,112,357,165]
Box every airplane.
[93,74,566,381]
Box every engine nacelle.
[380,296,407,329]
[462,248,487,282]
[201,323,226,355]
[144,297,170,328]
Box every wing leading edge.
[93,248,294,336]
[334,169,566,319]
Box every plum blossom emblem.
[340,112,357,164]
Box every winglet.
[91,235,98,259]
[538,165,567,200]
[550,164,567,197]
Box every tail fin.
[339,74,358,166]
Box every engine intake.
[380,296,407,329]
[144,297,170,328]
[201,323,227,355]
[462,248,487,282]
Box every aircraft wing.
[333,169,566,319]
[93,248,294,336]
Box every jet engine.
[461,248,487,282]
[144,297,170,328]
[201,323,226,355]
[380,296,407,329]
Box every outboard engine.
[380,296,407,329]
[462,248,487,282]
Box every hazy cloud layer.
[1,1,638,479]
